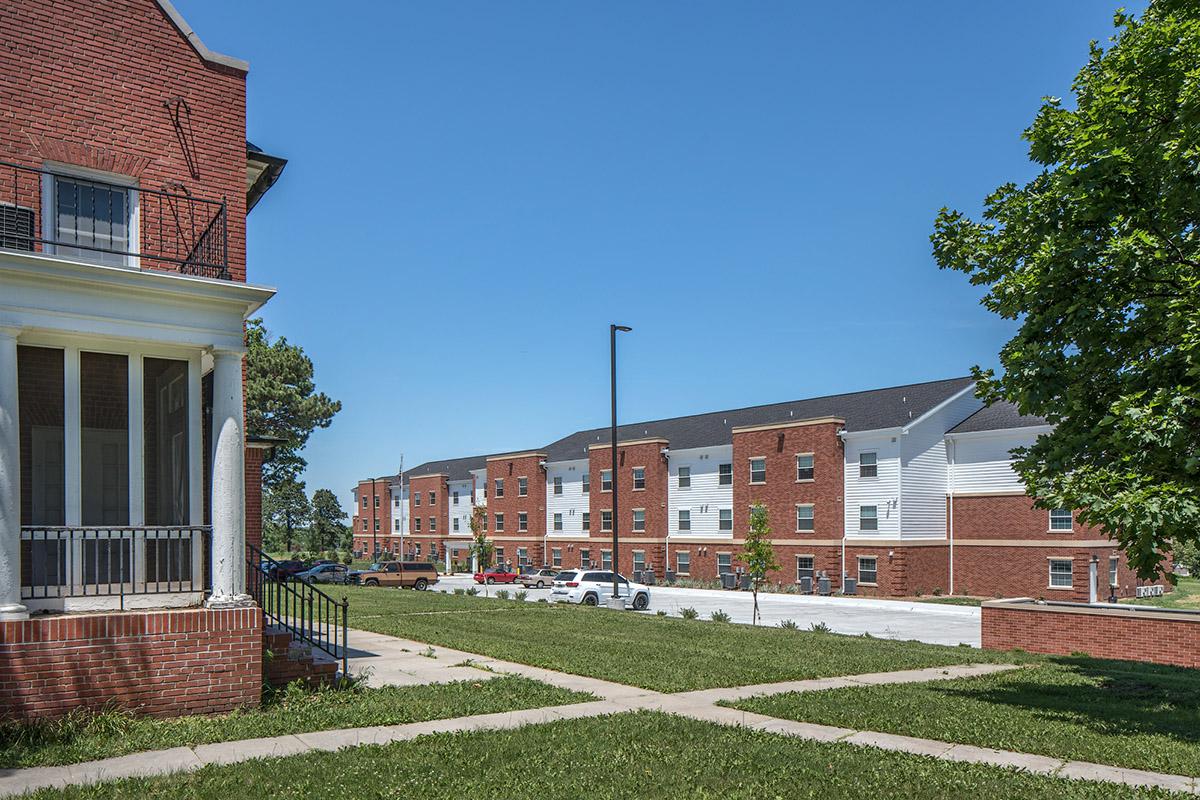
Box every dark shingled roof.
[949,401,1048,434]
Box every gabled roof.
[948,401,1048,434]
[155,0,249,72]
[402,453,494,483]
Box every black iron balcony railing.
[0,160,229,280]
[20,526,212,609]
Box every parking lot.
[429,573,981,647]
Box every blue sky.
[175,0,1139,513]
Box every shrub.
[679,607,699,620]
[495,590,510,600]
[452,588,465,596]
[932,587,944,596]
[710,610,731,623]
[515,591,528,602]
[465,587,479,596]
[810,621,831,633]
[779,619,799,630]
[656,610,667,616]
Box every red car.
[473,567,519,585]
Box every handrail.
[247,543,348,679]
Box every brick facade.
[588,439,669,543]
[982,600,1200,668]
[352,478,394,556]
[0,608,262,721]
[487,453,548,565]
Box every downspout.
[661,448,670,577]
[948,438,955,596]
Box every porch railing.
[247,544,348,678]
[20,526,212,608]
[0,160,230,280]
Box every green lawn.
[342,586,1031,692]
[0,676,590,769]
[727,657,1200,777]
[24,712,1187,800]
[1124,576,1200,610]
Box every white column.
[207,348,252,608]
[0,327,28,620]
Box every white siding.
[899,389,983,539]
[950,429,1047,494]
[843,434,901,538]
[469,468,487,508]
[447,478,473,536]
[388,482,410,536]
[667,445,733,538]
[545,458,589,536]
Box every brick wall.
[588,439,669,545]
[953,494,1093,540]
[245,446,263,583]
[487,454,547,549]
[407,475,447,543]
[352,478,395,554]
[0,0,248,280]
[982,600,1200,668]
[0,608,262,721]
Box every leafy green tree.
[468,507,493,571]
[740,504,779,625]
[308,488,348,552]
[932,1,1200,579]
[245,318,342,491]
[263,476,311,553]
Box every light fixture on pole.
[610,323,632,608]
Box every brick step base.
[263,625,339,689]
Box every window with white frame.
[632,467,645,490]
[582,473,590,494]
[718,463,732,485]
[1049,508,1073,531]
[553,476,563,495]
[552,548,562,567]
[414,492,421,506]
[518,477,528,497]
[677,509,691,531]
[749,458,766,484]
[452,491,459,505]
[49,172,136,267]
[632,509,645,531]
[553,512,563,531]
[600,510,613,531]
[859,452,877,478]
[494,478,504,498]
[796,453,814,481]
[394,519,400,532]
[717,553,732,575]
[429,517,436,532]
[796,556,815,582]
[1049,558,1073,588]
[482,513,488,531]
[859,505,878,531]
[414,518,421,532]
[796,504,814,532]
[452,517,460,532]
[858,556,878,584]
[428,491,436,505]
[632,550,645,574]
[1109,555,1119,588]
[361,519,367,531]
[374,519,380,532]
[494,512,504,532]
[517,547,529,567]
[582,511,590,531]
[374,495,380,508]
[601,470,612,491]
[677,466,691,488]
[361,496,367,509]
[601,550,613,570]
[676,550,690,574]
[580,548,591,568]
[518,511,528,532]
[718,508,733,531]
[495,546,505,565]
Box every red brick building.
[0,0,299,720]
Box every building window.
[717,553,732,576]
[552,548,562,567]
[553,476,563,495]
[582,512,590,531]
[361,519,367,531]
[582,473,590,494]
[796,505,814,532]
[858,556,878,585]
[859,452,877,478]
[676,551,690,575]
[1049,558,1073,588]
[601,470,612,492]
[678,466,691,488]
[518,511,528,532]
[859,505,878,531]
[361,496,367,509]
[429,517,437,532]
[677,509,691,532]
[374,519,380,532]
[518,477,528,497]
[429,491,436,505]
[749,458,766,484]
[482,513,488,531]
[1109,556,1119,588]
[633,551,645,575]
[632,467,645,490]
[517,547,529,567]
[601,510,613,532]
[452,517,460,532]
[414,518,421,532]
[796,556,815,583]
[482,483,487,499]
[580,548,591,568]
[494,513,504,532]
[374,495,380,508]
[796,454,814,481]
[632,509,645,531]
[1049,508,1073,531]
[414,493,421,507]
[394,496,400,508]
[495,546,505,565]
[718,463,732,486]
[452,491,459,505]
[394,519,400,532]
[553,512,563,531]
[601,550,612,570]
[719,508,733,531]
[495,478,504,498]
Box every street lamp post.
[610,324,632,606]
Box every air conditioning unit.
[1135,585,1165,598]
[0,204,35,252]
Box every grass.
[0,676,591,769]
[342,585,1031,692]
[1124,576,1200,610]
[912,595,984,606]
[23,712,1188,799]
[726,657,1200,777]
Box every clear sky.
[174,0,1141,513]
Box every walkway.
[0,629,1194,797]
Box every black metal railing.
[248,544,348,677]
[20,526,211,609]
[0,160,230,279]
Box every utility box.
[799,576,813,594]
[817,576,831,596]
[721,572,737,590]
[843,578,858,595]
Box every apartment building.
[355,377,1160,601]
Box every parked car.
[295,563,350,585]
[267,559,307,581]
[550,570,651,610]
[352,561,439,590]
[519,568,559,589]
[473,566,519,585]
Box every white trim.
[188,355,203,526]
[63,346,81,527]
[945,424,1054,441]
[901,384,976,434]
[127,349,145,526]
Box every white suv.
[550,569,650,610]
